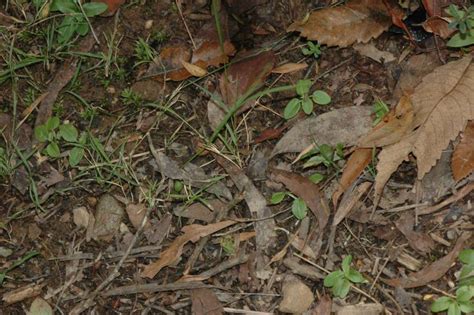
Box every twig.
[175,0,196,49]
[417,182,474,216]
[103,281,215,297]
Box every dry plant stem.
[184,194,244,274]
[103,281,215,296]
[223,308,274,315]
[70,203,156,314]
[417,182,474,215]
[379,202,429,214]
[196,253,249,279]
[175,0,196,49]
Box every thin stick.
[175,0,196,49]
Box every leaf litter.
[1,0,474,313]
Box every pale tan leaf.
[451,120,474,181]
[287,0,392,47]
[333,181,372,226]
[181,60,208,77]
[353,42,396,63]
[272,62,308,74]
[373,56,474,196]
[141,220,236,279]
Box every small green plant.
[302,41,322,58]
[303,143,344,169]
[49,0,108,45]
[220,235,236,256]
[372,98,389,126]
[446,4,474,47]
[431,249,474,315]
[284,79,331,119]
[0,251,39,285]
[121,88,142,106]
[324,255,366,298]
[34,117,85,166]
[270,192,308,220]
[134,37,156,65]
[0,146,12,179]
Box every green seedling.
[446,4,474,47]
[431,249,474,315]
[220,235,236,256]
[284,79,331,120]
[308,172,325,184]
[372,98,389,126]
[302,41,322,58]
[121,88,142,106]
[49,0,108,44]
[271,192,308,220]
[134,37,156,65]
[0,251,39,285]
[34,117,85,166]
[303,143,344,169]
[324,255,366,298]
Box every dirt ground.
[0,0,473,314]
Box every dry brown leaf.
[270,168,330,231]
[332,148,372,207]
[272,62,308,74]
[353,43,396,63]
[422,16,455,39]
[373,56,474,198]
[311,295,332,315]
[333,181,372,226]
[385,232,471,288]
[395,213,434,255]
[358,95,414,148]
[191,288,223,315]
[452,120,474,181]
[287,0,392,47]
[181,60,207,77]
[141,220,236,279]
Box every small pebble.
[145,20,153,30]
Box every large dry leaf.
[191,288,223,315]
[141,220,236,278]
[272,106,373,157]
[372,56,474,197]
[452,120,474,181]
[287,0,392,47]
[270,168,330,231]
[385,232,471,288]
[332,148,372,207]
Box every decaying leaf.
[394,213,434,255]
[385,232,471,288]
[332,148,372,207]
[181,60,208,77]
[333,303,384,315]
[333,181,372,226]
[28,297,53,315]
[371,56,474,198]
[422,16,455,39]
[272,62,308,74]
[353,43,396,63]
[451,121,474,181]
[191,288,223,315]
[270,168,330,231]
[174,199,225,223]
[288,0,392,47]
[272,106,373,157]
[141,220,236,279]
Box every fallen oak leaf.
[141,220,236,279]
[384,232,471,288]
[288,0,392,47]
[451,120,474,182]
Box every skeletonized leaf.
[451,121,474,181]
[373,56,474,198]
[287,0,392,47]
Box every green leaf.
[459,249,474,265]
[271,192,286,204]
[34,125,49,142]
[448,302,461,315]
[456,286,473,302]
[0,272,5,285]
[431,296,452,312]
[69,147,84,167]
[76,21,89,36]
[301,97,313,114]
[46,117,60,131]
[51,0,77,13]
[82,2,108,17]
[319,144,334,161]
[46,142,60,158]
[303,155,325,168]
[57,16,77,44]
[291,198,307,220]
[312,90,331,105]
[342,255,352,275]
[347,269,365,283]
[324,270,344,287]
[59,124,78,142]
[459,301,474,313]
[296,79,312,96]
[174,180,184,193]
[284,98,301,120]
[447,32,474,47]
[333,278,351,298]
[79,133,87,145]
[308,173,324,184]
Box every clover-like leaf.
[284,98,301,120]
[431,296,452,312]
[296,79,312,96]
[312,90,331,105]
[291,198,308,220]
[342,255,352,275]
[270,192,286,204]
[69,147,84,167]
[34,125,49,142]
[324,270,344,287]
[59,124,78,142]
[46,116,60,131]
[302,97,314,114]
[347,269,365,283]
[46,142,60,158]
